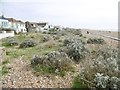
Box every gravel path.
[2,56,80,88]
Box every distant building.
[36,22,49,32]
[25,21,38,32]
[25,22,50,32]
[0,15,14,39]
[54,26,62,31]
[0,15,10,30]
[7,18,27,34]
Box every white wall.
[17,23,26,33]
[38,23,50,32]
[0,31,15,39]
[8,22,27,34]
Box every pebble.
[6,64,12,69]
[2,57,80,88]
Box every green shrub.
[63,38,85,46]
[2,39,18,47]
[63,38,89,62]
[79,47,119,88]
[2,65,10,76]
[87,38,105,44]
[6,51,19,58]
[74,29,82,36]
[65,29,82,36]
[42,31,47,34]
[48,29,57,35]
[83,36,86,38]
[52,35,60,40]
[2,60,9,65]
[94,73,120,89]
[72,75,87,88]
[31,51,73,76]
[19,39,37,48]
[66,43,89,62]
[42,36,50,42]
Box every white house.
[16,20,26,33]
[37,22,49,32]
[7,18,27,34]
[54,26,63,31]
[0,18,9,29]
[0,15,14,39]
[25,22,50,32]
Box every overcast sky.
[0,0,119,31]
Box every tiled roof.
[6,18,24,23]
[7,18,17,22]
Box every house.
[0,15,14,39]
[0,15,27,39]
[25,22,50,32]
[0,16,9,30]
[25,21,38,32]
[54,26,62,31]
[16,20,26,33]
[7,18,27,34]
[36,22,50,32]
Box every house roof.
[37,22,47,26]
[7,18,24,23]
[17,20,24,23]
[0,15,8,20]
[7,18,17,22]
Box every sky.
[0,0,119,31]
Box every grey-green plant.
[19,39,37,48]
[63,38,89,62]
[31,51,73,76]
[87,38,105,44]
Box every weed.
[2,65,10,76]
[2,60,9,65]
[72,75,87,88]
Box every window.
[1,22,8,27]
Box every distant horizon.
[0,0,119,31]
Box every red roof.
[7,18,24,23]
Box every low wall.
[0,31,15,39]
